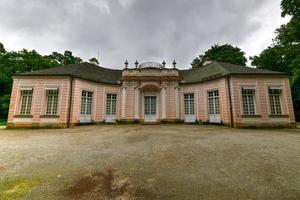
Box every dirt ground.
[0,125,300,200]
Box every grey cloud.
[0,0,277,68]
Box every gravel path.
[0,125,300,200]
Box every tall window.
[144,96,157,115]
[184,93,195,115]
[208,91,220,115]
[269,88,282,115]
[46,89,59,115]
[242,88,256,115]
[20,89,33,115]
[106,94,117,115]
[81,91,93,115]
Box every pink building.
[7,61,296,128]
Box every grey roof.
[16,61,287,84]
[17,62,122,84]
[179,61,288,84]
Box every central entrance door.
[144,95,157,122]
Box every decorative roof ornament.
[135,60,139,68]
[172,60,177,68]
[124,60,128,68]
[162,60,166,68]
[139,62,163,69]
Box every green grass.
[0,119,6,126]
[0,177,41,200]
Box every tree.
[250,44,300,73]
[191,44,247,68]
[47,50,82,66]
[275,18,300,45]
[251,0,300,121]
[0,42,83,119]
[281,0,300,17]
[0,42,5,54]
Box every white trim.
[121,87,126,118]
[242,86,256,90]
[161,87,166,119]
[269,86,282,90]
[45,87,59,90]
[175,86,180,119]
[19,87,33,90]
[135,87,140,119]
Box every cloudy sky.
[0,0,289,69]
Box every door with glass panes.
[184,93,196,122]
[80,91,93,123]
[208,90,221,123]
[144,95,157,122]
[106,94,117,122]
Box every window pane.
[269,89,282,115]
[20,90,33,115]
[184,93,194,115]
[81,91,93,115]
[46,89,59,115]
[242,89,255,115]
[106,94,117,115]
[208,91,220,115]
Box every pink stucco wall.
[7,76,71,128]
[180,77,231,123]
[7,75,296,128]
[70,78,121,124]
[230,76,295,126]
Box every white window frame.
[45,88,59,115]
[208,90,220,115]
[268,86,282,115]
[184,93,195,115]
[80,90,93,115]
[19,88,33,115]
[106,93,117,116]
[241,87,256,115]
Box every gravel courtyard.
[0,125,300,200]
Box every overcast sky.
[0,0,289,69]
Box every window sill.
[241,115,262,118]
[40,115,60,118]
[13,115,33,118]
[269,115,289,118]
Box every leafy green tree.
[192,44,247,68]
[281,0,300,17]
[47,51,82,66]
[275,18,300,45]
[0,94,10,118]
[0,42,5,54]
[0,43,83,119]
[250,44,300,73]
